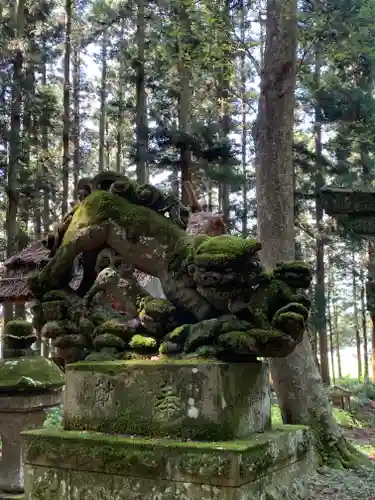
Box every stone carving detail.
[26,171,312,364]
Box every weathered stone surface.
[0,357,64,495]
[22,426,315,499]
[0,357,65,392]
[63,359,271,440]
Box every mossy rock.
[61,189,186,250]
[138,297,176,319]
[164,324,191,344]
[217,332,257,353]
[128,334,158,353]
[122,351,152,360]
[193,235,262,269]
[0,356,64,392]
[41,290,71,302]
[42,321,67,340]
[42,300,66,321]
[93,333,126,351]
[78,317,95,338]
[93,320,133,342]
[159,341,181,355]
[85,348,122,362]
[183,319,218,353]
[273,261,312,289]
[185,345,223,359]
[54,334,89,349]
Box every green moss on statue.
[62,190,186,249]
[193,235,262,268]
[27,171,314,362]
[93,319,133,341]
[129,334,158,353]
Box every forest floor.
[308,401,375,499]
[272,401,375,499]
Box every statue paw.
[272,303,307,342]
[274,261,313,289]
[217,331,257,355]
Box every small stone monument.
[22,359,315,499]
[0,320,64,499]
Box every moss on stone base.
[22,425,313,488]
[67,358,219,374]
[0,356,64,392]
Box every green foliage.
[272,403,361,429]
[4,319,34,338]
[43,405,62,429]
[336,377,375,402]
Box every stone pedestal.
[63,359,271,440]
[22,360,315,499]
[0,357,64,497]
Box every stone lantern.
[0,320,64,499]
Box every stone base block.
[0,357,64,495]
[63,359,271,440]
[22,425,315,500]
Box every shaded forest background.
[1,0,375,385]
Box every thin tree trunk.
[62,0,72,215]
[326,254,336,382]
[72,43,80,197]
[360,267,369,379]
[135,0,148,183]
[217,0,231,221]
[116,19,126,173]
[42,39,50,234]
[240,0,247,236]
[314,41,330,385]
[15,64,34,320]
[333,299,342,379]
[178,62,192,205]
[352,250,362,378]
[5,0,26,325]
[368,242,375,383]
[98,32,108,172]
[252,0,366,468]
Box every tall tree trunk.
[333,299,342,379]
[352,250,362,378]
[116,19,126,173]
[314,42,329,385]
[217,0,231,221]
[360,267,369,379]
[15,64,34,320]
[178,62,192,206]
[72,42,80,197]
[62,0,72,215]
[240,1,248,237]
[327,253,336,382]
[5,0,26,325]
[369,242,375,383]
[98,31,108,172]
[42,39,50,233]
[252,0,367,468]
[135,0,148,183]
